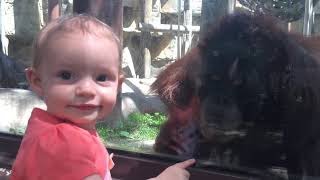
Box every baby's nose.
[75,79,95,97]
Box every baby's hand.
[151,159,196,180]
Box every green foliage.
[97,112,166,142]
[238,0,308,22]
[9,125,26,135]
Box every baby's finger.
[108,153,115,169]
[182,170,190,179]
[174,159,196,169]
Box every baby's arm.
[83,159,196,180]
[149,159,196,180]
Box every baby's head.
[27,14,124,130]
[32,14,122,70]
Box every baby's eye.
[58,71,72,80]
[96,74,108,82]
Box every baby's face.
[35,33,121,130]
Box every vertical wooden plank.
[140,0,152,78]
[184,0,192,54]
[177,0,181,59]
[102,0,123,40]
[73,0,123,43]
[0,0,8,54]
[228,0,235,14]
[73,0,89,14]
[48,0,60,21]
[303,0,313,36]
[200,0,228,39]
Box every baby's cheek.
[99,106,114,119]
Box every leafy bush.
[9,125,26,135]
[97,112,166,142]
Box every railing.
[0,131,266,180]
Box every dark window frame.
[0,132,269,180]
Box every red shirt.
[10,108,113,180]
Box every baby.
[10,14,195,180]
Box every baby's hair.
[32,14,121,69]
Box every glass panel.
[107,1,320,179]
[2,0,320,179]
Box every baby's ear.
[117,73,125,93]
[25,67,43,97]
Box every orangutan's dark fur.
[152,11,320,180]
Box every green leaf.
[119,131,131,138]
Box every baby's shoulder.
[25,123,97,156]
[47,123,96,144]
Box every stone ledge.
[0,78,165,134]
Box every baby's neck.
[52,114,97,132]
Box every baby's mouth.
[69,104,101,111]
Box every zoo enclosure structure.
[0,0,319,79]
[2,1,320,179]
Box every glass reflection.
[2,1,320,180]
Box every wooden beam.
[138,23,200,33]
[140,0,152,78]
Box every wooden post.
[303,0,313,36]
[183,0,193,54]
[0,0,8,54]
[177,0,181,59]
[101,0,123,39]
[73,0,123,43]
[140,0,152,78]
[48,0,60,21]
[200,0,228,39]
[228,0,235,14]
[73,0,89,14]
